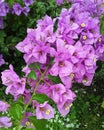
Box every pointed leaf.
[29,116,47,130]
[28,63,40,70]
[28,70,37,80]
[8,104,22,120]
[32,93,53,104]
[47,75,61,84]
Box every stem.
[19,65,50,127]
[24,65,50,112]
[43,79,51,87]
[20,74,43,126]
[24,76,42,112]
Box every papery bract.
[0,54,5,66]
[22,6,30,16]
[0,116,12,128]
[24,0,34,6]
[1,65,26,99]
[35,101,54,119]
[13,3,22,16]
[0,101,10,112]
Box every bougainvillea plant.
[0,0,35,29]
[0,0,104,129]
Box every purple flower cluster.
[0,101,12,128]
[0,54,5,66]
[12,0,34,16]
[0,1,9,29]
[12,2,30,16]
[95,36,104,61]
[1,65,26,100]
[24,0,34,6]
[0,1,9,16]
[15,0,104,119]
[0,116,12,128]
[56,0,104,17]
[0,100,10,112]
[33,101,54,119]
[1,0,104,126]
[37,84,75,117]
[0,0,34,29]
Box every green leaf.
[47,75,61,84]
[100,14,104,34]
[13,126,23,130]
[23,128,35,130]
[32,93,53,104]
[0,30,6,37]
[28,70,37,80]
[53,19,58,32]
[28,63,40,70]
[101,101,104,108]
[8,104,22,120]
[7,0,15,6]
[29,116,47,130]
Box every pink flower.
[0,54,5,66]
[22,112,34,128]
[50,84,66,103]
[1,64,20,86]
[57,89,76,116]
[13,3,22,16]
[5,78,26,100]
[0,116,12,128]
[1,65,26,99]
[16,37,34,53]
[23,89,31,104]
[50,40,73,77]
[0,101,10,112]
[24,0,34,6]
[35,101,54,119]
[60,75,73,88]
[0,0,4,4]
[57,99,73,117]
